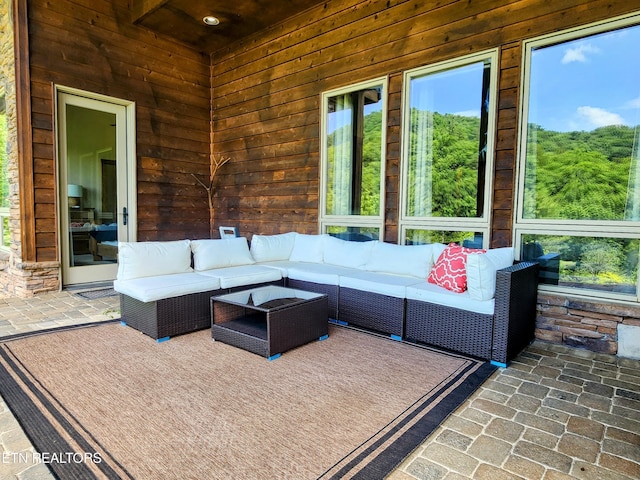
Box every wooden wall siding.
[493,41,522,248]
[211,0,640,242]
[26,0,210,261]
[13,0,36,261]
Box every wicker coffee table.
[211,285,329,360]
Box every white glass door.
[57,91,135,286]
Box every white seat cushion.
[339,271,422,298]
[405,282,495,315]
[253,260,301,277]
[287,263,358,286]
[198,265,282,289]
[114,272,221,303]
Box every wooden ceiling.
[130,0,326,53]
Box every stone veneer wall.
[0,0,60,297]
[536,293,640,355]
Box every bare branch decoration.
[191,154,231,209]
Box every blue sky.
[339,22,640,135]
[529,24,640,132]
[410,62,484,118]
[405,23,640,133]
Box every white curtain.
[410,84,433,217]
[328,94,353,215]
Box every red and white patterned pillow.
[427,243,486,293]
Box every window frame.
[514,12,640,303]
[398,49,499,246]
[319,76,388,237]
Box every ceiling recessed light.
[203,16,220,26]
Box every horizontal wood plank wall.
[211,0,639,242]
[27,0,211,261]
[493,40,521,248]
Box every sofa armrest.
[491,261,539,366]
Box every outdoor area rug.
[0,322,496,479]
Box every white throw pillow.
[191,237,255,271]
[250,232,297,262]
[323,236,375,269]
[117,240,192,281]
[466,247,515,300]
[289,234,327,263]
[364,242,434,278]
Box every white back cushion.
[250,232,297,262]
[466,247,515,300]
[431,243,447,265]
[364,242,434,278]
[191,237,255,271]
[289,234,327,263]
[323,236,375,269]
[117,240,193,281]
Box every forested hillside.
[406,110,483,218]
[524,124,638,221]
[524,123,639,292]
[326,109,485,218]
[328,109,639,223]
[328,107,640,291]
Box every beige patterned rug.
[0,322,495,479]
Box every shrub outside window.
[319,78,387,240]
[400,50,498,246]
[516,14,640,301]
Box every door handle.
[123,207,128,226]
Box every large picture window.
[400,51,497,246]
[516,14,640,300]
[320,78,387,240]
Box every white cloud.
[561,43,601,64]
[627,96,640,109]
[454,109,480,118]
[576,106,625,128]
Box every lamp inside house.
[68,184,83,208]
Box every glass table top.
[213,285,325,311]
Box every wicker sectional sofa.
[114,233,539,366]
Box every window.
[0,86,9,249]
[320,78,387,241]
[400,51,498,246]
[516,14,640,301]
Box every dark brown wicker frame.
[118,258,537,364]
[286,278,339,318]
[119,280,285,341]
[120,289,221,340]
[337,287,405,338]
[211,293,329,358]
[492,261,539,364]
[404,302,493,359]
[405,262,539,365]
